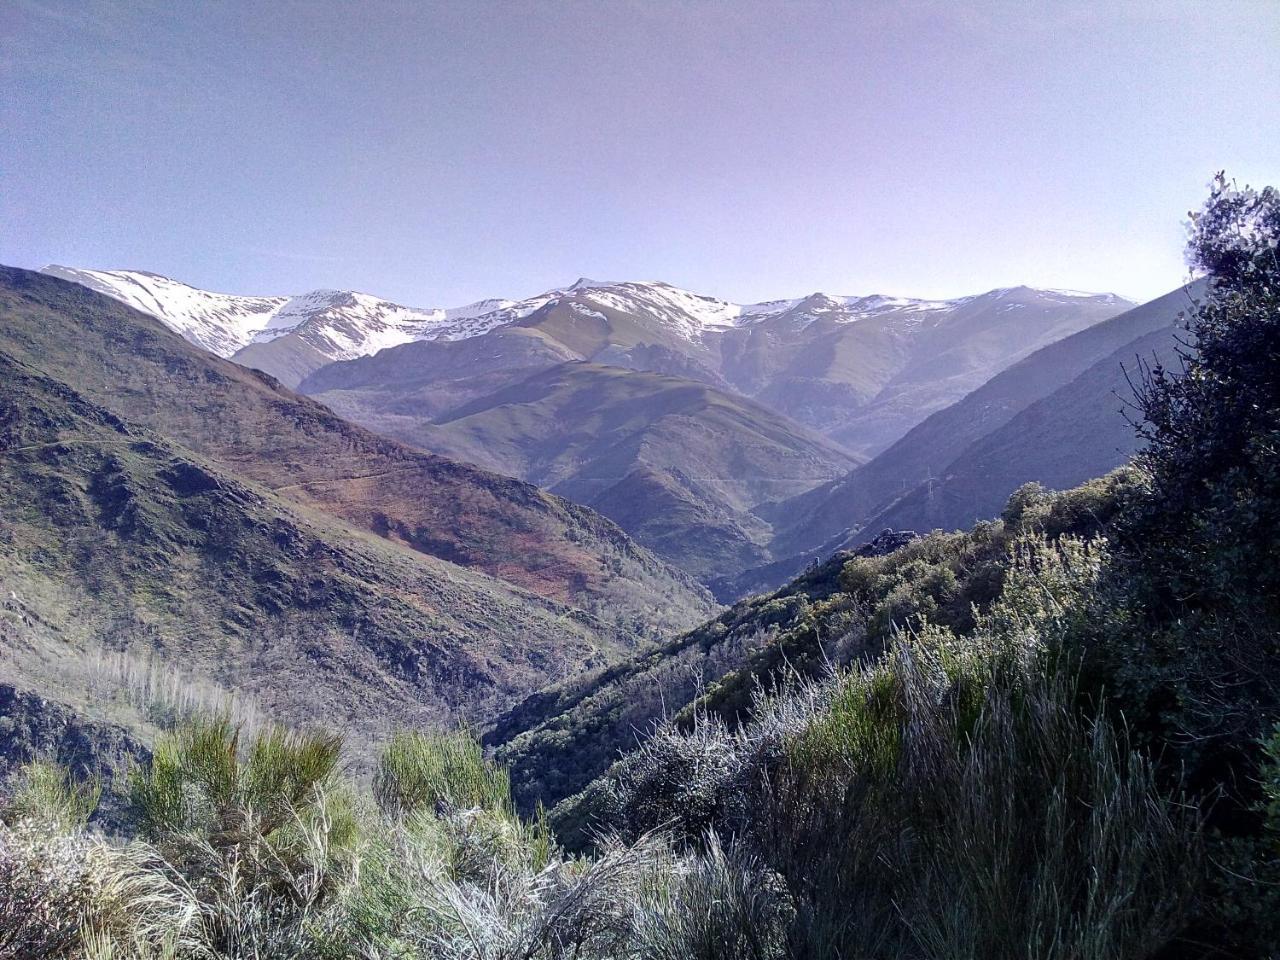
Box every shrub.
[1107,174,1280,769]
[373,729,513,819]
[632,833,790,960]
[127,716,357,957]
[1079,175,1280,952]
[1,759,100,832]
[613,537,1202,959]
[609,716,742,847]
[0,825,97,960]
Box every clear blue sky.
[3,0,1277,306]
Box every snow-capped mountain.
[41,266,290,358]
[41,266,1129,417]
[40,265,474,362]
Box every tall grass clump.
[631,832,790,960]
[0,788,204,959]
[124,716,358,957]
[374,728,513,818]
[1,759,100,833]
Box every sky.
[2,1,1278,307]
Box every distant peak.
[984,285,1123,302]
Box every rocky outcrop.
[0,684,150,833]
[853,529,921,558]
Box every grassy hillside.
[0,266,714,641]
[487,473,1129,813]
[0,352,650,761]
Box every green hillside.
[486,472,1129,814]
[310,361,857,579]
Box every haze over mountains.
[37,265,1140,590]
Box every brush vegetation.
[2,181,1277,957]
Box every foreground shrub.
[1072,174,1280,953]
[632,833,790,960]
[127,717,358,957]
[0,825,97,960]
[1,759,100,833]
[374,728,513,819]
[0,816,204,960]
[608,537,1203,960]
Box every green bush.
[611,537,1201,959]
[126,716,357,958]
[373,728,513,819]
[1074,176,1280,952]
[1,759,100,832]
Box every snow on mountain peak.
[40,265,1129,373]
[41,265,287,357]
[567,277,616,291]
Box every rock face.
[853,529,921,558]
[0,684,150,833]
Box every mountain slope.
[0,266,715,641]
[39,266,510,387]
[498,284,1129,457]
[0,350,635,753]
[306,360,858,579]
[849,320,1183,542]
[488,475,1128,815]
[40,266,288,358]
[766,284,1200,561]
[299,326,583,421]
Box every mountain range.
[40,269,1129,458]
[689,283,1194,598]
[3,259,1200,831]
[40,266,1134,587]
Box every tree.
[1096,175,1280,953]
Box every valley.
[41,265,1134,590]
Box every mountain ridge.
[307,359,859,579]
[40,266,1129,406]
[697,283,1203,598]
[2,266,716,642]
